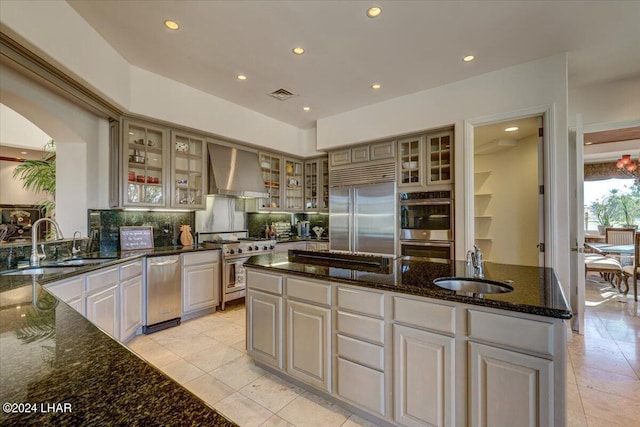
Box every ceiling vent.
[268,88,297,101]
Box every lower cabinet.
[337,356,385,416]
[286,299,331,391]
[182,251,221,317]
[120,275,144,340]
[247,288,283,369]
[468,342,553,427]
[393,324,455,427]
[44,276,85,315]
[86,284,119,338]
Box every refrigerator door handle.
[351,187,357,252]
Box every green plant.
[12,140,56,217]
[591,199,613,227]
[617,193,639,226]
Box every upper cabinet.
[304,157,329,212]
[120,119,207,209]
[427,131,453,185]
[330,141,395,167]
[170,131,206,209]
[259,152,282,210]
[122,119,168,207]
[397,129,454,191]
[283,157,304,211]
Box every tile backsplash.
[88,209,195,252]
[247,212,328,238]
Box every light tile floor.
[127,275,639,427]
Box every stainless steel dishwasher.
[144,254,181,334]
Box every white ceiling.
[474,116,539,155]
[66,0,640,130]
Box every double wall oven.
[400,190,454,262]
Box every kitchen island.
[0,246,235,426]
[245,251,571,427]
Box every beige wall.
[474,135,539,266]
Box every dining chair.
[605,227,636,245]
[585,253,622,290]
[621,232,639,301]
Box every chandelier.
[616,154,640,183]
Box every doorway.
[470,115,545,267]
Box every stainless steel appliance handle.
[148,258,180,266]
[400,200,452,206]
[400,240,452,248]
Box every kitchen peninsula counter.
[0,245,234,426]
[244,252,572,319]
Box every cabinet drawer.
[337,311,385,344]
[86,267,119,294]
[45,276,84,303]
[337,287,384,317]
[286,277,331,305]
[247,270,282,295]
[337,357,385,416]
[393,296,456,334]
[337,334,384,371]
[370,141,395,160]
[351,146,370,163]
[182,250,220,266]
[120,260,143,281]
[468,310,554,356]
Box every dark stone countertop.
[0,245,234,426]
[244,252,573,320]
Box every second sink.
[433,277,513,297]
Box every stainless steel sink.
[3,267,80,276]
[52,259,108,266]
[433,277,513,296]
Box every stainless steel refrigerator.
[329,181,396,255]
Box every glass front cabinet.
[259,152,282,210]
[121,119,206,209]
[398,135,425,188]
[304,157,329,212]
[283,158,304,211]
[427,131,453,185]
[122,120,168,207]
[170,131,206,209]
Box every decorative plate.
[176,141,189,152]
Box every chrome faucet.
[72,231,82,256]
[30,218,64,266]
[466,244,484,278]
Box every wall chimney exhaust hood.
[207,143,268,198]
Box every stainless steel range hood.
[207,143,268,198]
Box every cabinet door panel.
[286,300,331,391]
[469,342,552,427]
[247,289,282,368]
[86,285,119,339]
[394,324,454,427]
[120,276,143,341]
[183,263,219,313]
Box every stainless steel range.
[218,239,276,309]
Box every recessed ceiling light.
[371,83,381,90]
[292,47,305,55]
[21,151,27,155]
[237,74,247,81]
[367,7,382,18]
[463,55,475,62]
[505,127,519,132]
[164,20,179,30]
[585,142,593,145]
[303,106,311,111]
[128,132,134,135]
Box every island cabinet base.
[246,267,568,427]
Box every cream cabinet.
[397,130,454,190]
[182,251,221,319]
[468,342,553,427]
[119,259,144,342]
[330,141,396,167]
[85,267,119,338]
[122,119,169,207]
[246,270,283,369]
[170,131,206,209]
[258,152,282,210]
[304,157,329,211]
[398,135,425,188]
[426,131,453,185]
[44,276,85,315]
[393,324,455,427]
[283,157,304,211]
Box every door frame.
[463,105,554,268]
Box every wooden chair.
[605,227,636,245]
[585,255,622,289]
[621,232,639,301]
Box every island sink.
[433,277,514,296]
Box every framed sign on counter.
[119,226,154,251]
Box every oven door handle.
[400,241,452,247]
[400,200,451,206]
